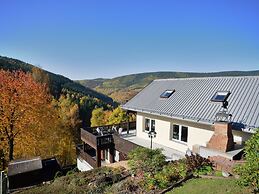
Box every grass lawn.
[167,178,251,194]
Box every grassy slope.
[78,70,259,103]
[168,178,250,194]
[17,167,127,194]
[0,56,114,105]
[17,175,251,194]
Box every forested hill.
[0,56,114,105]
[78,70,259,103]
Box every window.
[211,91,231,102]
[160,90,175,98]
[144,118,155,132]
[151,120,155,132]
[171,124,188,143]
[172,125,179,140]
[181,126,188,142]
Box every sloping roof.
[122,76,259,131]
[8,157,42,176]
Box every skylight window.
[160,90,175,98]
[211,91,231,102]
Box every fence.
[0,171,8,194]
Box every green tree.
[234,129,259,193]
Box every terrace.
[78,122,139,168]
[78,121,186,169]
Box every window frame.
[211,91,231,102]
[171,124,188,143]
[160,89,175,98]
[144,118,156,133]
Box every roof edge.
[121,106,257,133]
[153,75,259,82]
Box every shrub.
[185,153,212,173]
[234,129,259,193]
[193,165,213,176]
[128,147,166,176]
[66,167,79,176]
[146,160,188,190]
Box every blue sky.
[0,0,259,79]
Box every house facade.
[122,76,258,158]
[77,76,259,171]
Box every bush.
[185,153,212,173]
[128,147,166,176]
[193,165,213,176]
[142,160,189,190]
[155,161,188,189]
[234,129,259,193]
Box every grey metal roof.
[122,76,259,131]
[8,157,42,176]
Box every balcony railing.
[81,128,114,149]
[81,121,136,148]
[76,145,97,168]
[86,121,136,134]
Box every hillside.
[0,56,114,105]
[78,70,259,103]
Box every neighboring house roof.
[8,157,42,176]
[122,76,259,132]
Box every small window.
[151,120,155,132]
[211,91,231,102]
[144,118,155,132]
[181,126,188,142]
[145,118,150,132]
[171,124,188,143]
[172,125,179,140]
[160,90,175,98]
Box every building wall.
[77,158,93,172]
[136,112,251,153]
[232,130,252,144]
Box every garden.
[17,129,258,194]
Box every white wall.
[232,130,252,144]
[137,112,255,154]
[77,158,93,172]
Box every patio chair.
[118,127,123,134]
[112,125,117,132]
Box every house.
[77,76,259,171]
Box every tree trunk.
[9,138,14,161]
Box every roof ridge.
[154,75,259,81]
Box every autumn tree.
[90,108,106,127]
[108,107,128,124]
[31,66,50,89]
[55,95,81,129]
[90,107,136,127]
[0,70,51,161]
[52,95,81,144]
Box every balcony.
[76,145,97,168]
[81,121,136,149]
[78,121,140,168]
[81,129,114,150]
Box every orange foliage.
[0,70,51,161]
